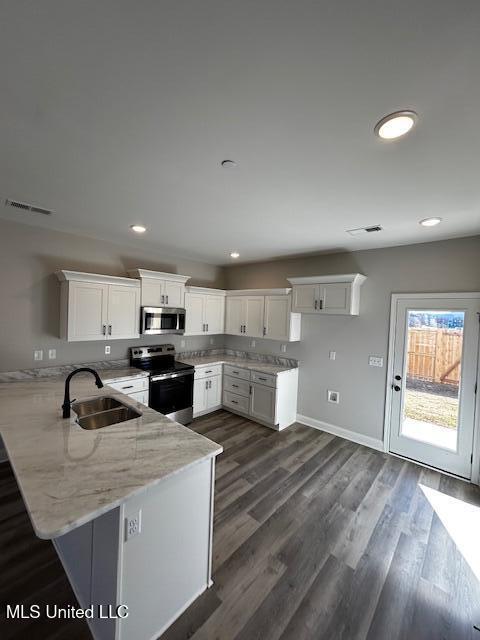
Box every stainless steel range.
[130,345,194,425]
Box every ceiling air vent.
[346,225,383,236]
[5,199,53,216]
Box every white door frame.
[384,292,480,484]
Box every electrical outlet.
[125,510,142,541]
[368,356,384,367]
[34,349,43,361]
[327,389,340,404]
[250,340,256,348]
[105,345,111,355]
[180,339,186,348]
[280,344,287,353]
[329,351,336,360]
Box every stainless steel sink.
[72,396,142,430]
[72,396,122,417]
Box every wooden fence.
[407,328,463,386]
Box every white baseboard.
[296,414,384,452]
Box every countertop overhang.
[0,370,222,540]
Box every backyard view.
[402,310,464,451]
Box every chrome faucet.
[62,368,104,418]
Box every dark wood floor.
[1,410,480,639]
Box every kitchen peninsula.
[0,370,222,640]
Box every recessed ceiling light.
[374,110,418,140]
[130,224,147,233]
[419,217,442,227]
[221,160,237,168]
[230,251,240,259]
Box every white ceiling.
[1,1,479,265]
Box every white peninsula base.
[54,457,215,640]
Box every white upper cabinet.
[56,271,141,342]
[264,295,301,341]
[128,269,190,308]
[287,274,367,316]
[225,290,301,341]
[184,287,226,335]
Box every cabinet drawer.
[223,391,250,413]
[108,376,149,394]
[224,375,250,397]
[195,364,223,379]
[223,365,251,381]
[251,371,277,388]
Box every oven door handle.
[151,370,193,382]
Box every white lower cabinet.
[250,383,276,423]
[106,374,150,407]
[193,365,223,417]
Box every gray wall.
[224,236,480,443]
[0,219,225,372]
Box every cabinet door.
[128,390,149,406]
[250,383,276,425]
[68,282,108,341]
[204,295,225,334]
[206,375,222,409]
[225,297,244,336]
[245,297,265,338]
[319,283,351,314]
[141,278,163,307]
[291,284,319,313]
[108,285,140,339]
[193,378,207,415]
[185,293,205,335]
[264,296,291,341]
[163,281,184,308]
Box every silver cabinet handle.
[166,295,169,305]
[161,295,164,304]
[102,324,106,335]
[232,384,239,388]
[205,380,208,389]
[314,300,318,310]
[263,326,266,336]
[122,385,134,390]
[205,370,213,374]
[206,323,209,332]
[319,299,323,310]
[231,399,238,404]
[232,371,239,374]
[108,324,112,335]
[258,377,267,381]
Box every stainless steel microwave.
[140,307,186,335]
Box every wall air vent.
[5,199,53,216]
[346,225,383,236]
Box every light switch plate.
[250,340,256,348]
[34,349,43,361]
[48,349,56,360]
[180,339,186,348]
[281,344,287,353]
[105,345,111,355]
[369,356,384,367]
[329,351,336,360]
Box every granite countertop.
[0,372,222,540]
[177,355,297,375]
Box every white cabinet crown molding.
[286,274,366,286]
[225,288,292,296]
[186,286,227,296]
[128,269,191,284]
[56,270,140,287]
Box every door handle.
[206,323,209,332]
[102,324,106,335]
[108,325,112,335]
[393,385,401,392]
[314,300,318,310]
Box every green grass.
[404,389,459,429]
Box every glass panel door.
[389,297,480,479]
